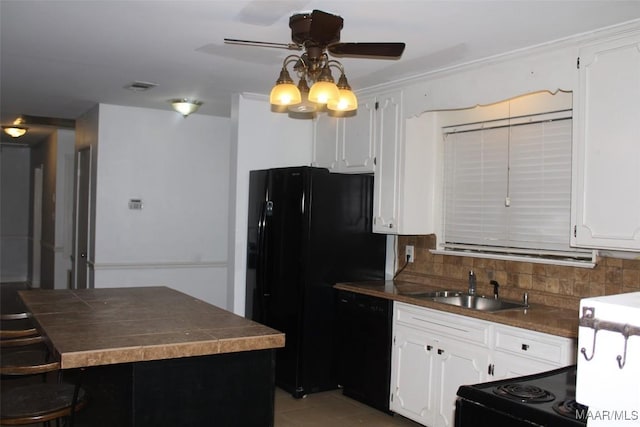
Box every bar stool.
[0,335,46,349]
[1,317,88,426]
[0,315,38,340]
[1,350,88,426]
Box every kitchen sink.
[432,294,527,312]
[404,290,463,298]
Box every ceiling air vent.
[124,81,158,92]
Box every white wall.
[90,104,231,307]
[227,93,313,314]
[0,145,30,282]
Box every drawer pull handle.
[522,344,529,351]
[427,345,433,351]
[437,349,444,355]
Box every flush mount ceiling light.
[223,9,405,120]
[2,126,28,138]
[171,99,203,117]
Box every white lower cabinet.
[390,303,490,427]
[391,325,489,427]
[490,324,576,380]
[391,325,437,425]
[433,337,488,427]
[390,302,576,427]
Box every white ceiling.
[2,0,640,145]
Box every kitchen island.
[19,286,285,427]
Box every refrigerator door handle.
[257,198,271,299]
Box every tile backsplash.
[396,235,640,311]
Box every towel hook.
[616,325,631,369]
[580,319,599,361]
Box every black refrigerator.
[246,166,386,398]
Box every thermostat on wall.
[128,199,143,210]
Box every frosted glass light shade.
[327,89,358,112]
[270,83,302,106]
[308,81,339,104]
[2,126,27,138]
[171,99,203,117]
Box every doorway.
[73,147,91,289]
[32,166,43,287]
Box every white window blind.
[443,115,586,257]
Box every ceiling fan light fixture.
[270,67,301,106]
[288,78,318,114]
[171,99,203,117]
[327,73,357,112]
[308,66,339,104]
[270,83,302,106]
[327,89,358,112]
[2,126,28,138]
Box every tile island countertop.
[19,286,285,369]
[335,280,578,338]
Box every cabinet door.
[311,113,340,171]
[572,32,640,250]
[434,339,489,427]
[373,90,403,233]
[340,95,376,173]
[391,325,437,426]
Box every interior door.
[73,148,91,289]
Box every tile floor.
[274,387,422,427]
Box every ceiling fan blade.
[329,42,406,58]
[308,9,343,45]
[223,38,300,50]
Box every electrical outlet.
[405,245,414,263]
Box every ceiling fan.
[224,9,406,115]
[224,9,405,65]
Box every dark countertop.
[335,280,578,338]
[19,286,285,369]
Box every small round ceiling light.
[171,99,203,117]
[2,126,28,138]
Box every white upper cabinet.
[341,96,377,172]
[311,96,376,173]
[311,112,341,171]
[372,90,435,234]
[372,90,403,232]
[572,31,640,251]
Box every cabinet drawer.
[394,302,490,347]
[493,326,572,365]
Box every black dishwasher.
[335,289,392,413]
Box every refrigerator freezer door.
[246,167,386,398]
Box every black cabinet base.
[68,350,276,427]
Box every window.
[437,96,594,266]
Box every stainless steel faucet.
[468,270,476,295]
